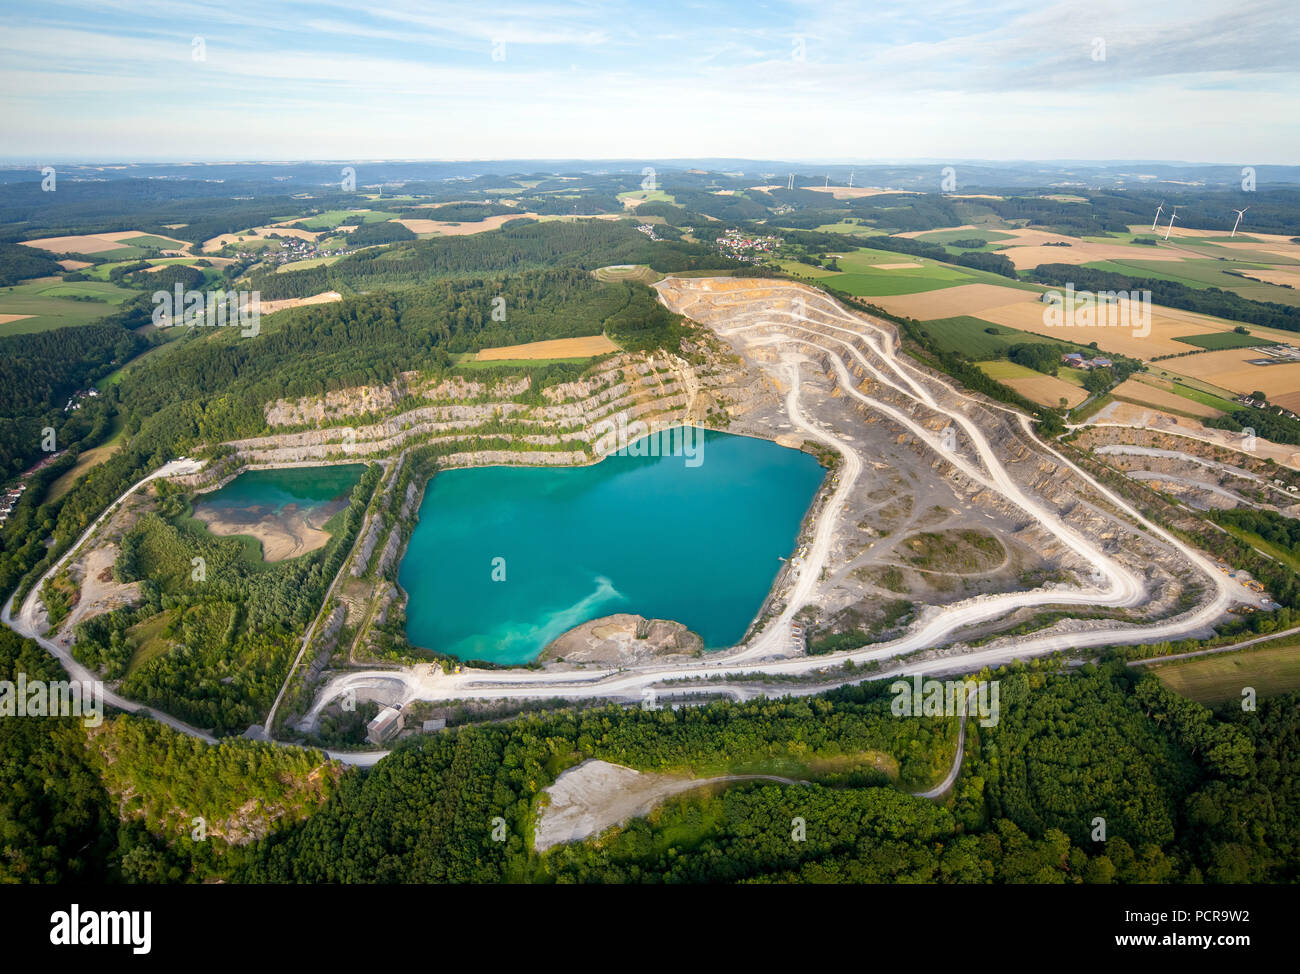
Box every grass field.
[1124,373,1238,413]
[916,317,1094,360]
[47,419,126,502]
[1172,332,1275,350]
[119,233,189,249]
[276,255,343,272]
[1216,523,1300,574]
[290,209,400,229]
[1109,377,1223,418]
[125,610,179,677]
[0,277,139,335]
[810,220,883,236]
[1151,643,1300,705]
[617,189,674,206]
[781,245,1016,298]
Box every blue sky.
[2,0,1297,162]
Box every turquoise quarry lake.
[195,464,367,516]
[399,429,825,665]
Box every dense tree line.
[1209,507,1300,554]
[0,241,62,285]
[0,323,146,481]
[346,221,416,246]
[1206,407,1300,447]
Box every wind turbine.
[1151,201,1164,231]
[1231,207,1248,238]
[849,170,854,188]
[1164,205,1180,240]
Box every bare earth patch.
[254,291,343,316]
[58,544,140,637]
[534,759,798,852]
[475,334,618,360]
[396,212,540,236]
[193,501,345,562]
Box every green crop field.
[291,209,400,229]
[811,220,883,236]
[120,233,188,249]
[0,278,139,335]
[1173,332,1275,350]
[976,360,1043,380]
[915,317,1094,360]
[1151,643,1300,705]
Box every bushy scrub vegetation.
[71,465,380,732]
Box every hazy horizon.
[3,0,1297,163]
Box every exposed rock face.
[224,349,758,468]
[375,527,403,577]
[351,519,383,577]
[400,481,418,519]
[540,613,703,666]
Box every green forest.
[3,617,1294,885]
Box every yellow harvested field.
[1239,267,1300,287]
[972,291,1267,359]
[1111,377,1222,417]
[1126,225,1300,261]
[870,282,1035,319]
[803,186,908,199]
[250,291,343,316]
[0,314,33,325]
[897,224,980,239]
[1163,347,1300,398]
[202,225,318,252]
[1001,374,1088,408]
[1272,390,1300,413]
[396,213,542,236]
[20,233,155,255]
[57,259,92,271]
[1001,242,1189,269]
[874,262,923,270]
[475,335,619,361]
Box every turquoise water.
[399,429,825,664]
[195,464,366,514]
